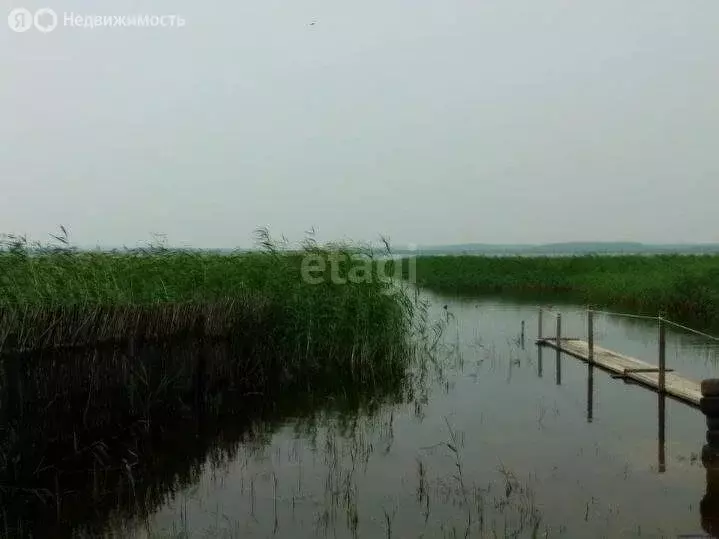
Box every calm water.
[105,291,719,538]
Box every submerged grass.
[398,254,719,327]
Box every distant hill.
[392,242,719,256]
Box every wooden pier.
[535,307,719,535]
[537,337,701,407]
[535,308,716,409]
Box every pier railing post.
[587,309,594,365]
[556,313,562,385]
[658,314,666,393]
[556,313,561,344]
[538,308,543,340]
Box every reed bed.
[0,231,415,376]
[397,254,719,326]
[0,231,419,536]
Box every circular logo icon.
[33,8,57,33]
[7,7,33,32]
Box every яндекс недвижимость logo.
[7,7,186,33]
[8,7,57,32]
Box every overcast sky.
[2,0,718,248]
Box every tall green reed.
[398,254,719,327]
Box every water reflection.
[7,292,719,537]
[0,337,409,538]
[658,393,666,473]
[702,405,719,537]
[578,349,667,472]
[703,443,719,536]
[555,347,562,385]
[587,364,594,423]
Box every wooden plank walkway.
[537,338,702,407]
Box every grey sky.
[2,0,718,248]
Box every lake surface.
[92,291,719,537]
